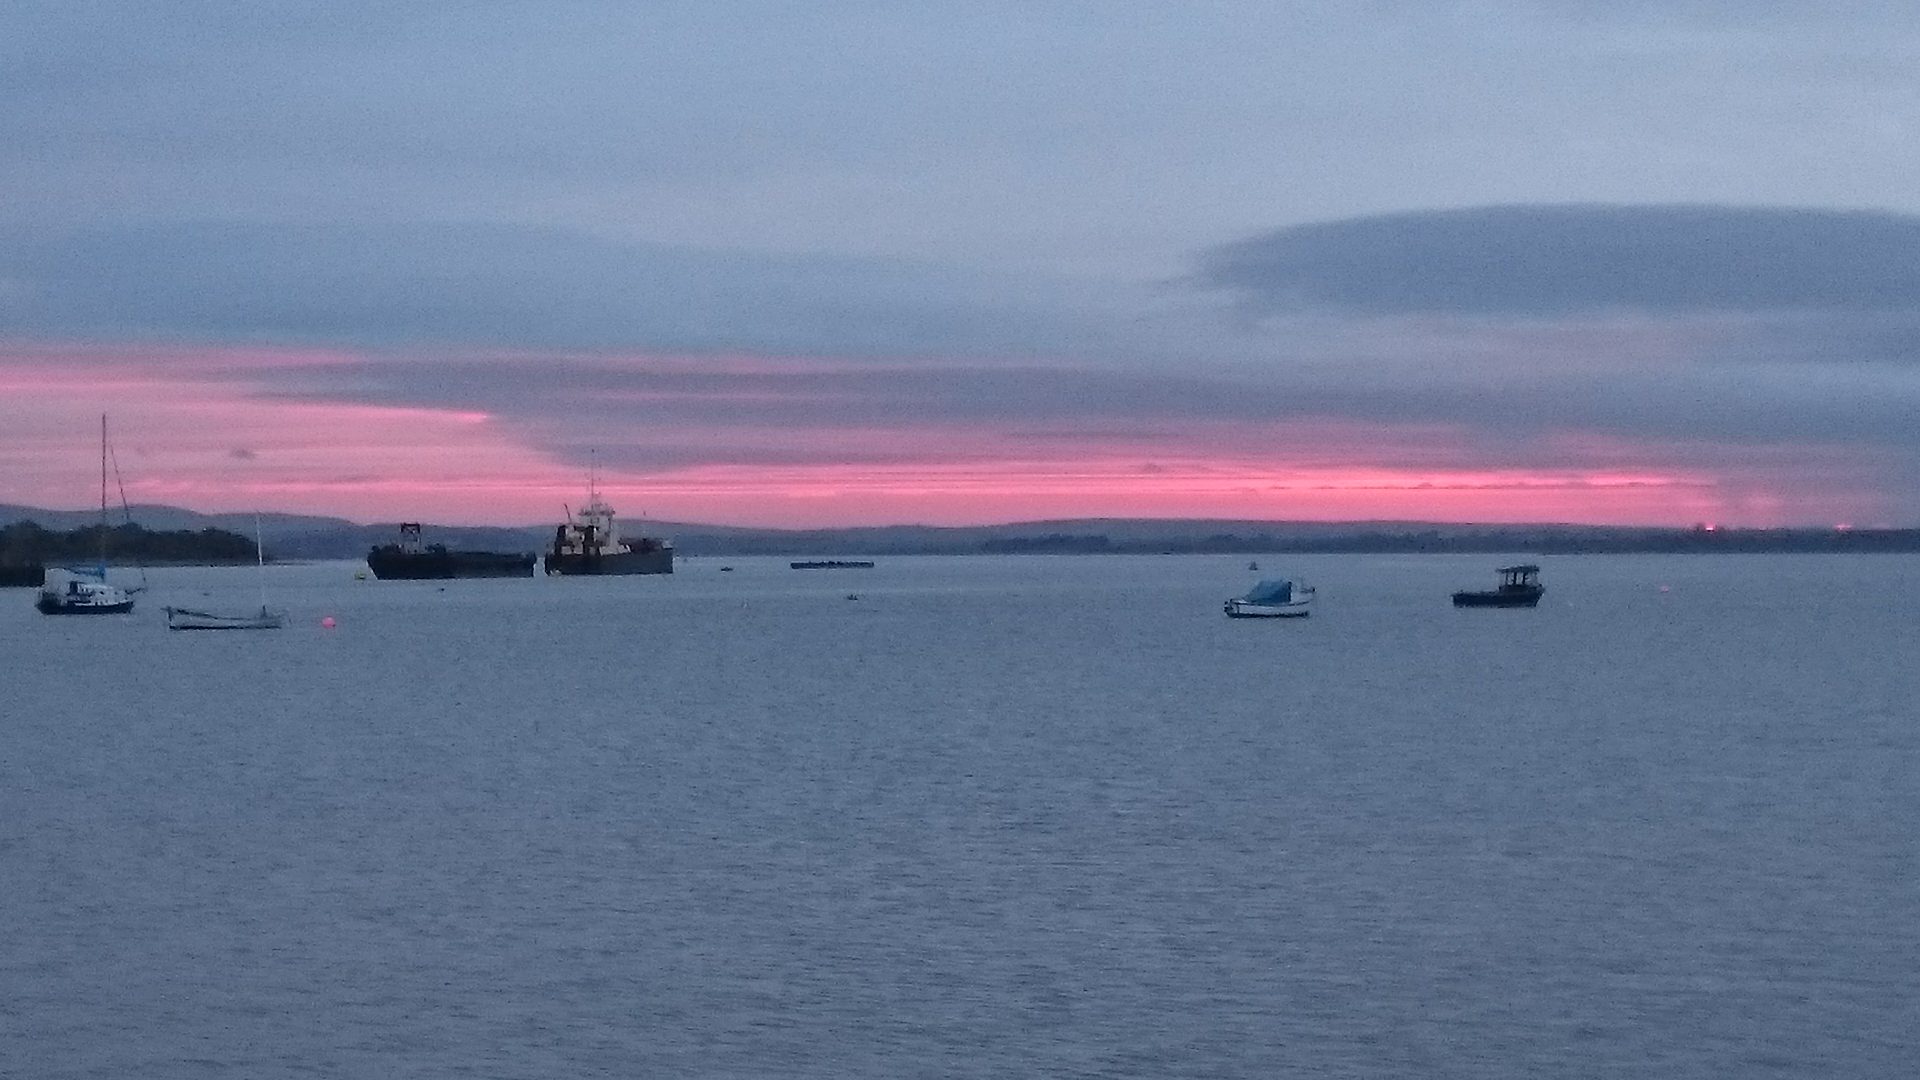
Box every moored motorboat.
[1225,578,1314,618]
[1452,564,1545,607]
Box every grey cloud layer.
[1201,206,1920,316]
[0,222,1113,358]
[8,4,1920,276]
[12,206,1920,359]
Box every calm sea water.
[3,554,1917,1077]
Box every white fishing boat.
[165,515,285,630]
[37,416,138,615]
[1224,578,1315,618]
[545,456,673,576]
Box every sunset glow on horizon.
[0,344,1893,529]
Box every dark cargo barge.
[366,524,537,579]
[790,560,875,569]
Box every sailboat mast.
[98,414,108,576]
[255,513,268,611]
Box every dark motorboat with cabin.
[366,523,538,579]
[1452,564,1545,608]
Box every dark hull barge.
[367,548,537,579]
[545,542,674,576]
[366,524,537,579]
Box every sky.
[3,2,1918,527]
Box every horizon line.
[1,500,1907,535]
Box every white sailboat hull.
[1224,598,1312,618]
[1225,579,1315,618]
[165,513,284,630]
[165,606,286,631]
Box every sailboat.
[165,515,287,630]
[37,415,137,615]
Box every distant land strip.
[669,526,1920,557]
[5,504,1918,560]
[964,528,1920,557]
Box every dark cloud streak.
[1203,205,1920,316]
[0,221,1102,358]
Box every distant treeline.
[980,533,1116,554]
[0,520,259,565]
[979,528,1920,556]
[662,526,1920,558]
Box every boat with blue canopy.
[1225,577,1315,618]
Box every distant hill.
[0,503,355,539]
[2,503,1915,559]
[1,520,257,565]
